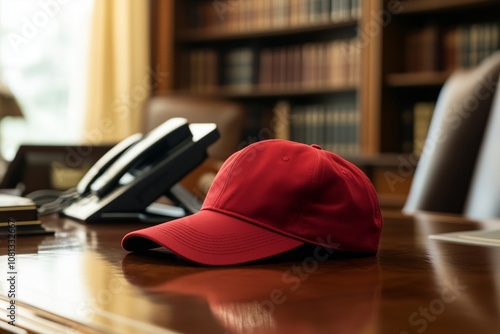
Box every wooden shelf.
[152,0,500,210]
[398,0,498,14]
[385,71,453,87]
[173,86,358,99]
[343,153,417,167]
[177,20,358,42]
[377,194,408,208]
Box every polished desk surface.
[1,211,500,334]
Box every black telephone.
[63,117,219,223]
[76,132,143,195]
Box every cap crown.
[203,140,382,253]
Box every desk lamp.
[0,82,23,174]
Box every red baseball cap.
[122,139,382,265]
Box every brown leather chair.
[464,72,500,219]
[403,52,500,215]
[144,95,245,197]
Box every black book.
[0,194,52,237]
[0,194,38,222]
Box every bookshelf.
[385,71,452,87]
[150,0,500,209]
[177,20,359,42]
[380,0,500,153]
[173,86,357,99]
[171,0,369,157]
[397,0,499,14]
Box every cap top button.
[311,144,322,150]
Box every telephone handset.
[62,117,219,222]
[89,117,192,198]
[76,133,143,195]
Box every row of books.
[186,49,218,93]
[272,100,360,156]
[183,38,360,92]
[400,102,435,155]
[225,48,254,89]
[444,23,500,70]
[188,0,362,33]
[259,38,360,88]
[405,22,500,73]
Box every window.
[0,0,93,160]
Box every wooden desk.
[1,212,500,333]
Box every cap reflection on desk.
[122,258,381,334]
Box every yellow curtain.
[84,0,150,144]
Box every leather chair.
[403,52,500,215]
[144,95,245,197]
[464,73,500,219]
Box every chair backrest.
[145,95,245,161]
[144,95,246,197]
[464,72,500,219]
[403,52,500,215]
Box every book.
[413,102,435,156]
[0,220,41,227]
[429,21,499,72]
[0,223,52,237]
[290,98,359,156]
[443,27,459,71]
[272,38,359,89]
[272,101,291,140]
[0,194,53,237]
[187,49,219,92]
[185,0,361,33]
[223,47,254,89]
[0,194,38,222]
[405,24,440,72]
[400,105,414,153]
[0,193,36,208]
[258,49,273,86]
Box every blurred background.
[0,0,499,212]
[0,0,93,160]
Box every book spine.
[400,104,414,153]
[273,101,291,140]
[413,102,435,156]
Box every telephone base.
[99,211,180,224]
[80,200,195,224]
[62,122,218,223]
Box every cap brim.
[121,210,304,266]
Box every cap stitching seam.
[202,207,311,244]
[358,167,383,243]
[160,223,285,242]
[158,227,289,254]
[138,232,290,255]
[296,147,321,233]
[211,145,249,207]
